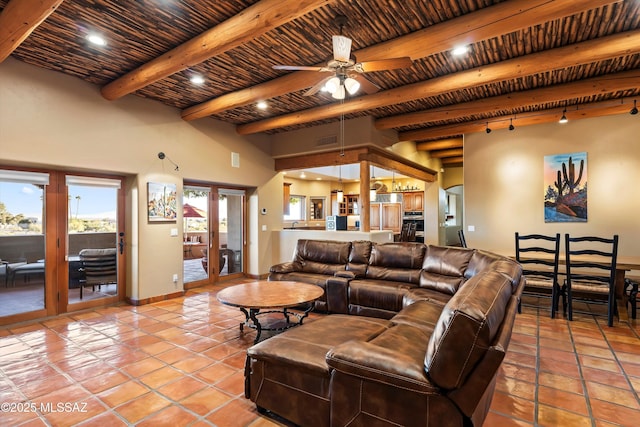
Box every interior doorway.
[444,185,464,246]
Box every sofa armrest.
[334,270,356,279]
[326,341,435,393]
[326,276,350,314]
[269,261,300,274]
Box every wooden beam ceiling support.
[100,0,335,101]
[441,157,464,166]
[416,138,463,152]
[274,146,437,183]
[399,100,635,141]
[358,150,437,183]
[0,0,64,63]
[429,149,464,159]
[274,147,369,171]
[236,30,640,135]
[181,0,617,121]
[376,70,640,129]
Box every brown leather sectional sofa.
[246,239,524,427]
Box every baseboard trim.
[126,291,184,306]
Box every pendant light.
[370,166,377,201]
[390,171,398,203]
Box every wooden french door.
[183,184,246,287]
[0,167,126,325]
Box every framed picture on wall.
[148,182,177,222]
[544,152,587,222]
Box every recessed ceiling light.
[190,75,205,85]
[86,34,107,46]
[300,173,306,179]
[257,101,268,109]
[451,45,469,56]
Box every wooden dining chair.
[564,234,619,327]
[515,233,562,318]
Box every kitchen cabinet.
[331,194,359,215]
[370,202,402,233]
[403,192,424,212]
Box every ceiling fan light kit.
[332,35,352,63]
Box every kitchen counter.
[277,229,394,263]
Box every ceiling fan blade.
[273,65,324,72]
[352,75,380,95]
[355,57,413,73]
[332,35,352,62]
[304,75,333,96]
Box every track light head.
[485,123,491,134]
[631,100,638,115]
[508,118,515,131]
[559,109,568,124]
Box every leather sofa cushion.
[403,288,452,307]
[349,279,415,313]
[392,299,442,334]
[420,245,474,295]
[248,314,389,375]
[347,240,372,278]
[294,239,351,275]
[366,242,425,284]
[424,270,513,390]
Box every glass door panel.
[66,176,120,305]
[219,189,245,277]
[0,172,48,317]
[183,187,210,285]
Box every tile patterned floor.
[0,281,639,426]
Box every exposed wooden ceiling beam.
[416,138,463,152]
[441,157,464,166]
[376,70,640,130]
[181,0,618,121]
[100,0,335,101]
[274,146,437,182]
[399,100,635,141]
[429,149,464,159]
[236,30,640,135]
[0,0,64,63]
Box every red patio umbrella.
[183,203,206,240]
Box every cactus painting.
[544,152,587,222]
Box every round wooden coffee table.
[216,280,324,343]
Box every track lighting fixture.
[631,100,638,115]
[157,152,179,171]
[559,109,568,124]
[485,122,491,134]
[508,118,515,131]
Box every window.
[284,195,306,221]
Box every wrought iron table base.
[239,305,314,344]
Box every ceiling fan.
[272,15,413,99]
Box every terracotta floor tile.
[75,410,129,427]
[138,365,185,388]
[215,371,247,396]
[539,356,582,378]
[206,398,261,427]
[194,362,237,384]
[180,387,234,416]
[98,381,149,407]
[157,376,208,401]
[81,370,130,394]
[40,396,107,427]
[537,385,589,415]
[121,357,166,378]
[171,354,213,373]
[484,411,534,426]
[136,405,199,427]
[489,391,535,423]
[537,371,585,394]
[114,392,172,424]
[579,354,621,373]
[586,382,640,409]
[155,347,195,364]
[537,404,592,427]
[590,398,640,425]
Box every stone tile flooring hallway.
[0,280,639,426]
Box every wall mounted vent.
[316,135,338,147]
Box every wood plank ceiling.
[2,0,639,168]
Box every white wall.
[0,58,279,300]
[464,113,640,263]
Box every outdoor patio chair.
[79,248,117,299]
